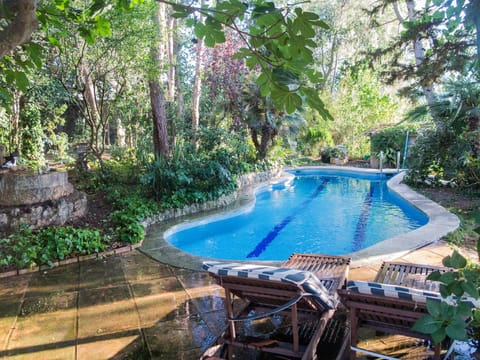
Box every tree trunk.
[404,0,436,106]
[192,0,205,149]
[80,60,102,159]
[175,37,184,127]
[149,3,170,157]
[167,15,176,102]
[0,0,38,58]
[149,80,169,157]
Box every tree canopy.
[0,0,332,116]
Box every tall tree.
[148,2,170,157]
[191,0,205,149]
[1,0,332,117]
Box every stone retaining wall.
[0,190,87,235]
[0,171,74,206]
[0,170,87,235]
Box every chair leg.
[292,303,299,353]
[349,307,358,360]
[433,342,441,360]
[224,289,235,360]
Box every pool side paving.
[0,241,472,359]
[0,168,466,359]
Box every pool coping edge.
[348,171,459,267]
[140,167,460,271]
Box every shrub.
[0,226,108,268]
[370,125,415,167]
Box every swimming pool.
[165,169,429,261]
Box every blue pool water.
[166,170,428,261]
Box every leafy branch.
[413,250,480,344]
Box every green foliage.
[370,125,414,167]
[405,76,480,188]
[0,226,108,269]
[298,125,333,156]
[173,0,331,116]
[321,146,346,159]
[369,0,478,93]
[447,207,480,246]
[107,187,160,244]
[413,250,480,344]
[320,67,407,158]
[109,210,145,244]
[19,102,45,166]
[141,128,257,207]
[141,148,236,207]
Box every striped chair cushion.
[347,280,480,309]
[203,261,337,310]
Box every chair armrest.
[375,261,452,291]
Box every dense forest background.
[0,0,479,190]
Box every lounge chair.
[339,261,456,360]
[202,253,351,360]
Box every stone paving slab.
[0,241,460,360]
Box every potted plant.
[321,146,347,165]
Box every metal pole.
[396,151,401,172]
[402,130,410,169]
[380,151,384,173]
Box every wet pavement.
[0,240,470,360]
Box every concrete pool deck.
[1,240,472,360]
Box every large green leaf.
[94,16,112,37]
[431,327,447,344]
[301,87,332,120]
[461,279,479,298]
[445,318,468,341]
[426,298,442,318]
[412,315,443,334]
[291,8,316,38]
[443,250,467,269]
[271,87,302,114]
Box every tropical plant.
[405,76,480,188]
[413,250,480,345]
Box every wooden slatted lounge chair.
[202,253,351,360]
[339,261,459,360]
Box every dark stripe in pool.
[246,178,330,258]
[352,183,374,251]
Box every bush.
[405,77,480,188]
[298,126,333,156]
[370,126,414,167]
[321,146,346,159]
[405,127,477,187]
[0,226,108,269]
[140,128,257,208]
[107,188,160,244]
